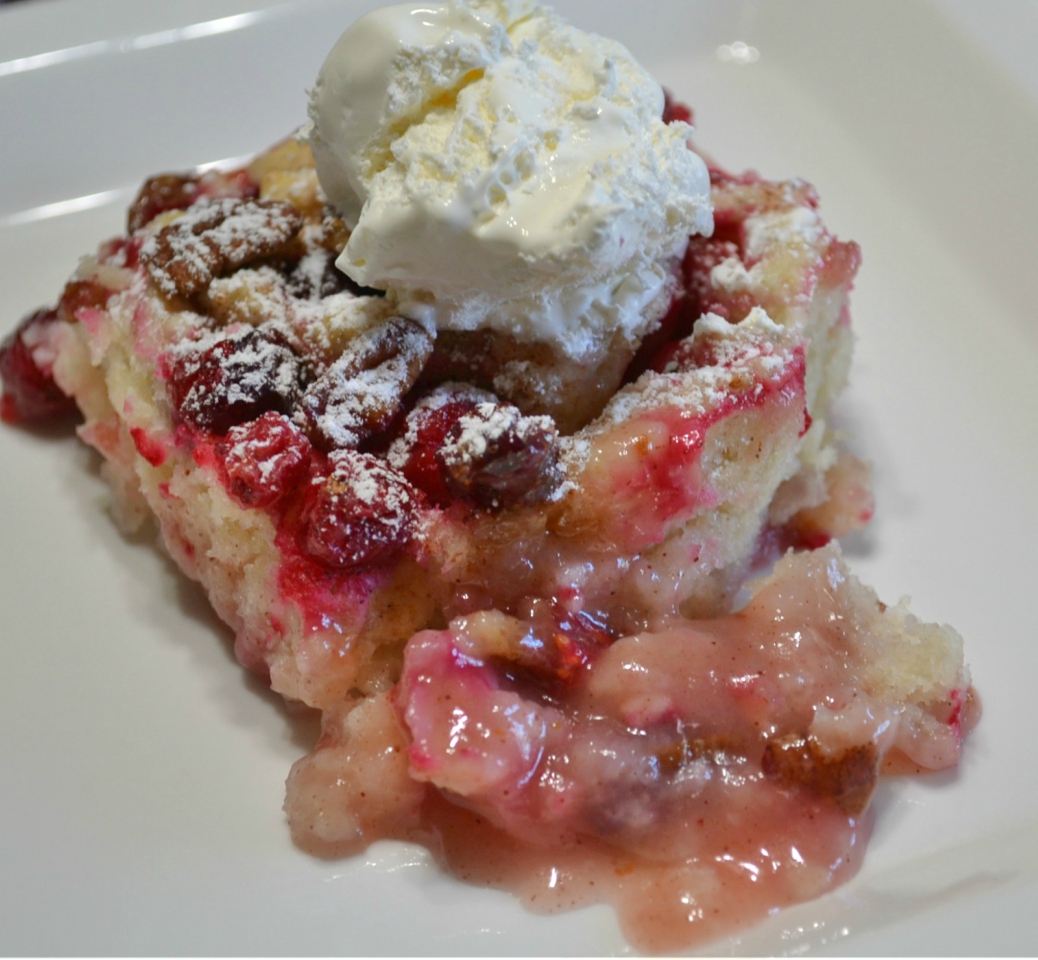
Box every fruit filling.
[287,546,973,953]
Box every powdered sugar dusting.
[386,383,494,471]
[435,399,562,509]
[299,317,433,450]
[304,364,406,448]
[743,206,822,261]
[165,326,303,433]
[141,197,302,300]
[710,256,753,294]
[561,308,798,476]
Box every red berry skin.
[397,398,481,506]
[166,328,305,435]
[682,235,757,326]
[437,403,560,509]
[301,451,418,570]
[217,412,312,509]
[0,309,78,424]
[662,91,694,126]
[130,427,168,467]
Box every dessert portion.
[0,0,973,952]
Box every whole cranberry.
[392,393,484,506]
[662,91,694,125]
[166,328,305,435]
[301,450,418,570]
[217,412,312,509]
[0,308,78,424]
[436,401,560,509]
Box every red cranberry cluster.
[3,157,573,577]
[0,309,78,424]
[393,389,561,511]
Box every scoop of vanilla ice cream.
[308,0,712,360]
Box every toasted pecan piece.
[141,197,303,300]
[128,169,259,234]
[654,734,743,776]
[762,734,878,815]
[300,317,434,450]
[128,173,202,233]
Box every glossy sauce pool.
[334,546,977,954]
[422,783,867,952]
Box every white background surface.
[1,0,1036,954]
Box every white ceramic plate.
[2,0,1037,954]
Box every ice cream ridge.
[0,0,976,952]
[308,0,712,362]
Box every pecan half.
[299,317,433,450]
[128,173,202,233]
[141,198,303,301]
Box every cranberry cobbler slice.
[1,137,972,951]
